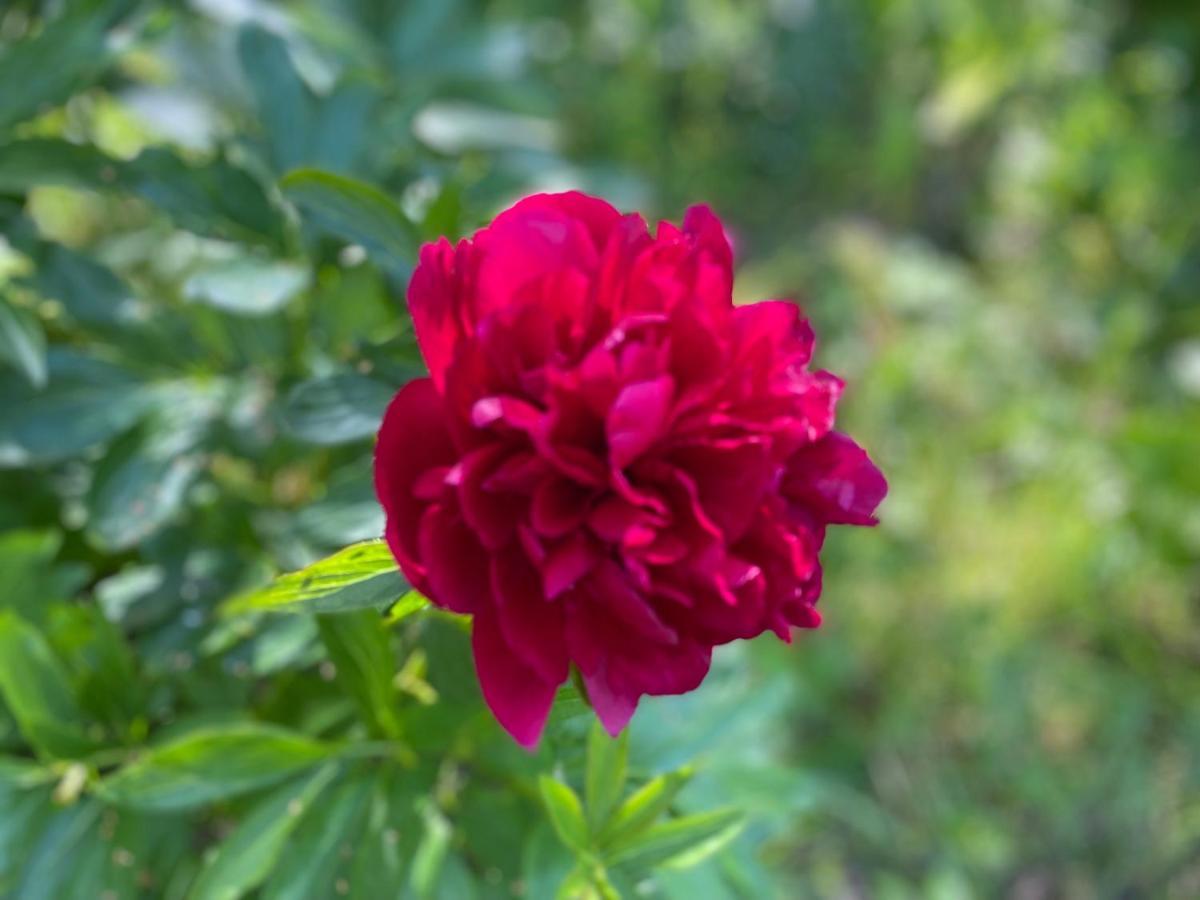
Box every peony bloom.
[375,192,886,747]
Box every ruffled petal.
[783,432,887,526]
[374,378,457,589]
[472,610,558,749]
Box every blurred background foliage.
[0,0,1198,897]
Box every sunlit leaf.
[538,776,589,855]
[606,808,744,874]
[221,540,407,617]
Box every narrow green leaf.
[316,610,402,739]
[96,724,331,812]
[409,804,452,900]
[585,721,628,833]
[598,767,693,847]
[261,776,372,900]
[281,374,394,445]
[281,168,417,276]
[606,808,745,874]
[0,610,95,759]
[221,540,407,617]
[0,295,46,388]
[538,776,590,855]
[188,764,340,900]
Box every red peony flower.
[375,192,886,747]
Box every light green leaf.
[281,374,394,445]
[281,168,417,276]
[221,540,408,617]
[539,776,590,855]
[13,799,103,900]
[410,803,452,900]
[585,721,628,833]
[0,610,95,759]
[606,808,745,874]
[0,295,46,388]
[188,764,340,900]
[598,767,693,847]
[316,610,402,739]
[96,724,331,812]
[184,257,310,316]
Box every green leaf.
[281,168,417,276]
[13,799,103,900]
[410,803,452,900]
[0,530,88,624]
[237,26,316,173]
[316,610,402,739]
[86,390,215,550]
[184,257,310,316]
[127,148,284,246]
[17,239,140,326]
[0,350,155,464]
[281,374,395,445]
[606,808,745,874]
[585,721,628,833]
[0,610,95,759]
[0,295,46,388]
[0,6,113,133]
[221,540,408,617]
[96,724,331,812]
[538,776,590,855]
[260,775,372,900]
[598,767,694,847]
[0,139,121,193]
[188,764,340,900]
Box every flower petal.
[472,610,558,749]
[374,378,457,589]
[783,432,888,525]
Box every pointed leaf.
[585,721,628,833]
[221,540,408,616]
[188,764,340,900]
[538,776,589,855]
[606,808,745,874]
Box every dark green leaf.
[281,168,417,276]
[237,26,316,173]
[188,764,340,900]
[97,724,331,812]
[0,7,112,133]
[0,139,121,193]
[12,799,103,900]
[260,775,372,900]
[281,374,394,445]
[0,350,154,465]
[0,296,46,388]
[221,540,408,617]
